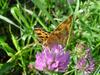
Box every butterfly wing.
[34,15,73,47]
[34,28,49,43]
[44,15,73,47]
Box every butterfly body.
[34,15,73,47]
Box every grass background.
[0,0,100,75]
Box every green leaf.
[93,65,100,75]
[11,34,20,51]
[0,41,15,57]
[24,8,49,32]
[0,15,22,30]
[0,62,15,75]
[0,36,15,57]
[11,6,29,28]
[32,0,57,25]
[0,35,6,42]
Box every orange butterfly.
[34,15,73,47]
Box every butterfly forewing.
[34,28,49,43]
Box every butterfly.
[34,15,73,47]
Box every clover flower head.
[35,44,70,72]
[76,49,95,74]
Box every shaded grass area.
[0,0,100,75]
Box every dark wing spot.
[37,33,42,35]
[45,36,48,38]
[38,35,44,38]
